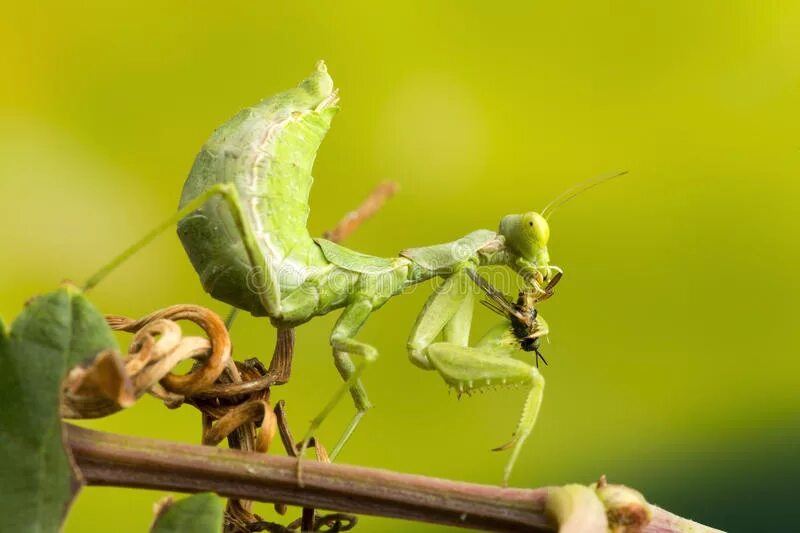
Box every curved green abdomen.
[177,63,338,317]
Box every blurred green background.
[2,2,798,531]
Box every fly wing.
[466,270,525,322]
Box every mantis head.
[499,170,629,285]
[499,212,553,281]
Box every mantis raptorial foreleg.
[299,299,378,460]
[407,269,475,369]
[428,340,545,484]
[407,269,544,485]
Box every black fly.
[467,270,562,367]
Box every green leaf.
[150,493,225,533]
[0,286,117,533]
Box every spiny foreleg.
[407,268,545,485]
[427,341,543,486]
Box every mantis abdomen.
[177,62,339,317]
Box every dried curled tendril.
[59,304,357,532]
[60,185,397,530]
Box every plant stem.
[66,424,722,533]
[322,181,399,243]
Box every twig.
[66,425,721,533]
[322,181,399,243]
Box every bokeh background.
[2,2,798,531]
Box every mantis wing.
[314,238,401,274]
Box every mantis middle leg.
[299,298,378,461]
[407,268,545,486]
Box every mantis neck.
[400,246,519,287]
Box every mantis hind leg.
[84,183,281,316]
[299,299,377,461]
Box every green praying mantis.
[84,60,623,485]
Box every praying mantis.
[85,60,622,485]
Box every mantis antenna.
[540,170,629,220]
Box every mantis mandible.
[85,61,621,485]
